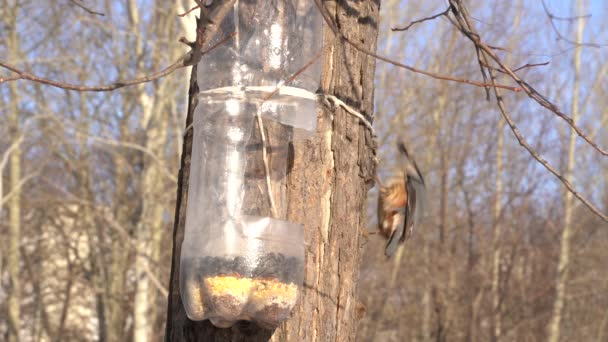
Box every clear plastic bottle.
[179,0,321,328]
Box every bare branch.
[102,207,169,297]
[0,115,52,172]
[67,0,105,16]
[0,134,24,174]
[542,4,591,21]
[0,9,237,92]
[0,172,38,208]
[178,5,199,17]
[85,135,178,183]
[541,0,604,48]
[0,0,236,91]
[512,61,550,73]
[42,179,170,297]
[445,0,607,157]
[0,75,21,83]
[446,0,608,221]
[0,59,184,92]
[488,70,607,222]
[391,7,451,32]
[480,60,550,75]
[39,115,178,183]
[313,0,521,93]
[447,0,492,99]
[479,39,606,157]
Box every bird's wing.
[384,208,405,257]
[403,178,416,241]
[413,177,425,227]
[403,175,425,240]
[377,187,387,233]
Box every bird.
[376,141,426,257]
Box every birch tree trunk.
[491,113,504,342]
[129,2,173,340]
[5,3,22,340]
[547,1,584,341]
[164,1,380,340]
[6,59,22,342]
[491,3,523,340]
[129,2,153,339]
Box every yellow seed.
[205,276,254,300]
[203,276,299,307]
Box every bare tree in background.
[548,1,585,341]
[358,0,608,341]
[1,1,190,340]
[3,3,22,341]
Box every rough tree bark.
[164,1,380,340]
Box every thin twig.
[0,32,236,91]
[263,39,335,101]
[0,59,182,91]
[178,5,199,17]
[68,0,105,16]
[540,0,604,48]
[512,61,550,73]
[391,7,451,32]
[0,172,38,208]
[480,60,550,75]
[542,2,591,22]
[0,75,21,83]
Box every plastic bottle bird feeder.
[179,1,321,329]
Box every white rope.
[182,87,376,222]
[197,85,317,100]
[187,88,376,137]
[317,93,376,136]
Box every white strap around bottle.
[192,87,376,137]
[197,85,317,100]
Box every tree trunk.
[130,2,177,340]
[5,3,22,340]
[491,111,504,342]
[547,1,584,341]
[164,1,380,340]
[6,63,22,342]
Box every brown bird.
[377,142,425,257]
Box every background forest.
[1,0,607,341]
